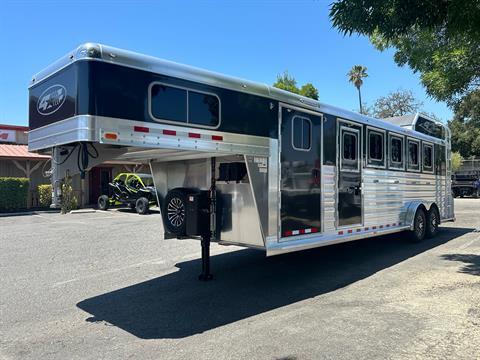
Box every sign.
[0,129,16,143]
[37,84,67,115]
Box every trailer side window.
[423,143,434,173]
[292,116,311,151]
[367,128,385,167]
[389,134,404,169]
[188,91,220,127]
[341,130,359,171]
[150,84,187,123]
[407,139,420,171]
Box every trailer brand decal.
[37,85,66,115]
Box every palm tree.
[348,65,368,114]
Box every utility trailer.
[28,43,455,279]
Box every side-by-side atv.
[97,173,157,214]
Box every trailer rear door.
[279,105,322,238]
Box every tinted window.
[188,91,220,127]
[292,116,311,150]
[423,143,433,172]
[390,135,404,168]
[150,84,187,122]
[367,129,384,167]
[408,140,420,170]
[343,133,357,160]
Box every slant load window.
[367,128,385,167]
[389,135,404,169]
[292,116,311,150]
[407,139,420,171]
[341,129,359,171]
[150,83,220,127]
[423,143,434,173]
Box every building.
[0,124,145,208]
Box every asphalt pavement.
[0,200,479,360]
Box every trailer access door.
[280,105,322,238]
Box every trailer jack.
[199,233,213,281]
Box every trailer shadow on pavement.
[77,226,472,339]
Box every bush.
[0,177,29,212]
[38,184,52,208]
[60,176,78,214]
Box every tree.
[371,89,423,118]
[451,152,463,172]
[347,65,368,114]
[300,83,319,100]
[448,90,480,158]
[330,0,480,105]
[273,71,319,100]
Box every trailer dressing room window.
[367,128,385,167]
[423,143,434,173]
[389,134,404,169]
[341,129,359,171]
[292,116,311,151]
[407,139,420,171]
[149,83,220,128]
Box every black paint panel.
[281,107,322,235]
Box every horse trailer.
[28,43,455,279]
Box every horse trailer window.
[150,82,220,128]
[367,128,385,167]
[150,84,187,123]
[341,130,359,171]
[423,143,434,173]
[407,139,420,171]
[292,116,311,151]
[389,135,404,169]
[188,91,220,127]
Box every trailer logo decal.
[37,85,66,115]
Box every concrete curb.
[0,209,60,217]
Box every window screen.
[341,130,359,171]
[188,91,220,127]
[150,83,220,127]
[367,129,384,167]
[150,84,187,123]
[407,139,420,171]
[423,143,433,172]
[292,116,311,150]
[389,135,404,169]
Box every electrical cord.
[49,142,99,179]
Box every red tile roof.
[0,144,50,160]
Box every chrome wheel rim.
[416,213,425,238]
[430,212,437,232]
[167,197,185,227]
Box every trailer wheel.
[409,207,426,243]
[426,206,440,238]
[163,188,190,236]
[135,197,149,215]
[98,195,110,211]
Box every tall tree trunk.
[357,87,363,114]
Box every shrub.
[38,184,52,208]
[60,176,78,214]
[0,177,29,212]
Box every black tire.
[163,188,191,236]
[135,197,149,215]
[409,207,427,243]
[426,206,440,238]
[98,195,110,211]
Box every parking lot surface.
[1,200,479,360]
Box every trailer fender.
[403,201,429,231]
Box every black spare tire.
[163,188,192,236]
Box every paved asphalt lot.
[1,200,479,360]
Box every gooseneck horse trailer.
[28,43,454,279]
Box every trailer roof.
[30,43,448,145]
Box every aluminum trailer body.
[28,43,454,259]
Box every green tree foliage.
[371,89,423,118]
[451,152,463,171]
[448,90,480,158]
[330,0,480,105]
[347,65,368,114]
[273,71,319,100]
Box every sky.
[0,0,453,126]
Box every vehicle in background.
[97,173,157,214]
[452,170,480,198]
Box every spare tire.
[163,188,192,236]
[98,195,110,211]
